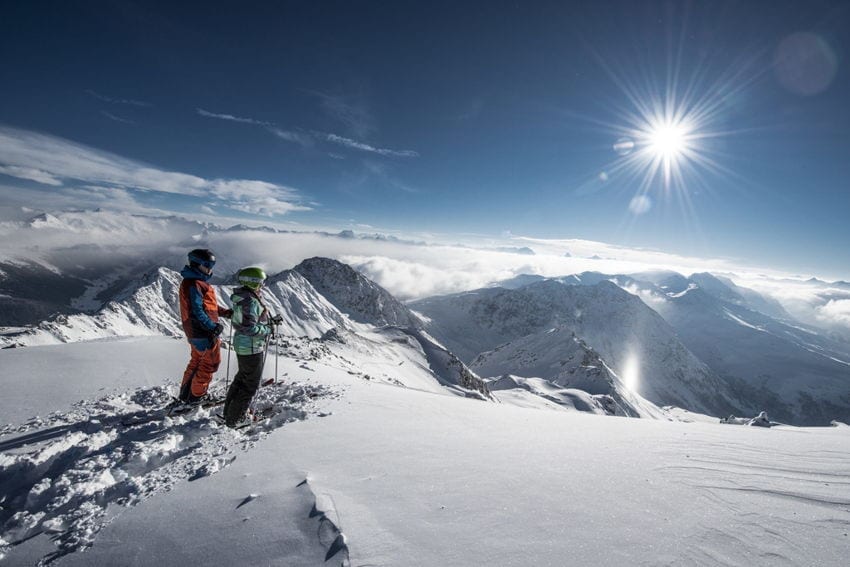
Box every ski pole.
[261,328,272,379]
[225,322,234,394]
[274,322,279,383]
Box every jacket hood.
[181,265,212,282]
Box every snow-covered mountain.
[0,259,90,325]
[1,267,184,346]
[293,256,420,328]
[476,332,660,417]
[473,331,615,395]
[620,271,850,425]
[0,211,212,326]
[259,269,349,338]
[411,280,745,417]
[0,257,491,400]
[489,270,850,425]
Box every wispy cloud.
[305,90,376,138]
[196,108,273,127]
[362,160,418,193]
[0,125,309,217]
[198,109,314,148]
[0,165,63,186]
[268,127,313,147]
[196,102,415,158]
[325,133,419,158]
[101,110,135,124]
[85,89,152,107]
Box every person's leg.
[223,357,249,415]
[179,342,202,401]
[184,338,221,402]
[224,352,264,426]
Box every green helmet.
[237,266,267,290]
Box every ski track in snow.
[0,381,339,564]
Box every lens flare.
[613,137,635,156]
[621,352,640,393]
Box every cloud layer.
[2,207,848,341]
[0,126,308,216]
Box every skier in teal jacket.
[223,267,272,427]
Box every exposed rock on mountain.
[294,257,420,328]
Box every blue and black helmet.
[188,248,216,270]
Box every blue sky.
[1,0,849,278]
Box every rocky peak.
[293,257,418,328]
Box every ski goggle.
[189,253,216,272]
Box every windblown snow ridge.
[298,478,350,566]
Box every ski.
[120,396,225,427]
[213,404,279,431]
[120,378,283,427]
[232,406,279,431]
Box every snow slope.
[1,338,849,566]
[473,331,655,417]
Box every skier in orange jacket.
[178,249,232,404]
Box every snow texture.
[1,312,849,564]
[0,376,333,563]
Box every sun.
[637,117,696,187]
[607,106,709,198]
[648,120,690,159]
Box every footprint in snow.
[236,493,260,509]
[0,380,334,565]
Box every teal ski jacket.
[230,286,270,355]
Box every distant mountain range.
[2,209,848,425]
[0,257,492,401]
[410,279,747,418]
[412,270,850,425]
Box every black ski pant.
[224,352,264,426]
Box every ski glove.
[211,322,225,338]
[270,314,283,324]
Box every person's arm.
[189,283,217,332]
[236,296,270,337]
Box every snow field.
[2,337,850,565]
[259,380,850,566]
[0,339,338,564]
